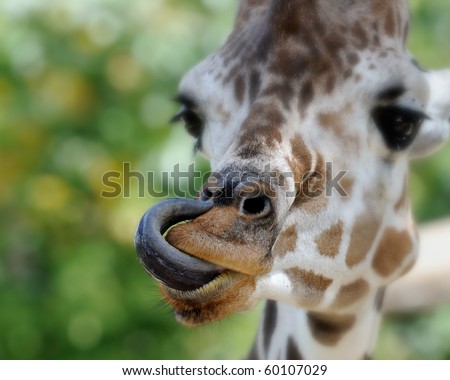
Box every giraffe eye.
[171,105,204,140]
[171,94,205,151]
[372,105,428,151]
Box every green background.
[0,0,449,360]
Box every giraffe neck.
[250,289,385,360]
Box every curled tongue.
[135,198,221,291]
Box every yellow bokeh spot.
[87,156,121,195]
[28,174,71,212]
[37,70,95,116]
[106,54,144,92]
[106,199,152,246]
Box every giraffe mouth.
[135,195,274,294]
[135,198,223,292]
[136,197,275,325]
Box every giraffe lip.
[162,269,242,299]
[135,198,222,292]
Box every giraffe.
[135,0,450,359]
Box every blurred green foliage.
[0,0,449,360]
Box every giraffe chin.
[136,197,275,324]
[161,271,257,326]
[158,208,274,325]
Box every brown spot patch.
[299,79,315,112]
[384,6,396,37]
[315,221,344,258]
[351,22,369,49]
[237,102,285,157]
[238,125,283,158]
[372,34,381,47]
[222,64,240,85]
[260,81,294,111]
[372,228,413,277]
[263,300,277,353]
[307,312,356,346]
[243,102,286,130]
[286,337,303,360]
[317,104,355,144]
[234,74,246,103]
[248,70,261,103]
[346,213,382,268]
[289,134,313,185]
[270,49,305,79]
[286,268,333,307]
[325,75,336,94]
[295,154,329,214]
[272,224,298,258]
[343,68,353,79]
[234,4,250,30]
[270,0,317,38]
[318,111,342,133]
[333,278,370,309]
[347,52,359,65]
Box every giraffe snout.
[165,175,279,277]
[199,171,275,220]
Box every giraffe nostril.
[240,195,272,218]
[200,187,215,201]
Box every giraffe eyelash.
[171,106,204,137]
[171,95,205,149]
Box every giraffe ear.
[410,69,450,158]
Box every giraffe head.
[136,0,450,327]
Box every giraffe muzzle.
[135,198,221,291]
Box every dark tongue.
[135,198,220,291]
